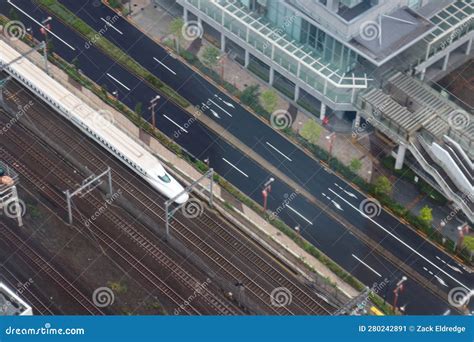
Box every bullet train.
[0,40,189,204]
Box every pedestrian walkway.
[127,0,471,251]
[7,35,359,299]
[131,0,374,184]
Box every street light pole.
[326,132,336,164]
[262,177,275,212]
[392,276,407,312]
[148,95,161,131]
[217,54,225,80]
[40,17,52,75]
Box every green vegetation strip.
[34,0,190,108]
[0,12,395,314]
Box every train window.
[158,173,171,183]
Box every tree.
[169,18,184,53]
[418,205,433,226]
[240,84,260,106]
[9,8,19,22]
[260,89,278,113]
[71,56,80,70]
[349,158,362,173]
[101,84,108,96]
[299,119,323,145]
[134,102,143,115]
[373,176,392,196]
[201,45,220,68]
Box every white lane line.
[265,142,292,162]
[436,256,463,274]
[329,188,471,291]
[209,99,232,117]
[153,57,176,75]
[8,0,76,51]
[286,205,313,225]
[163,114,188,133]
[100,17,123,35]
[222,158,248,178]
[106,73,130,91]
[352,254,382,277]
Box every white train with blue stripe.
[0,40,188,204]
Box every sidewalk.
[130,0,374,183]
[6,36,359,299]
[127,0,471,249]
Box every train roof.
[0,40,165,175]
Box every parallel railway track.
[1,81,336,315]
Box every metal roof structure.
[423,0,474,60]
[193,0,370,88]
[360,72,473,157]
[425,0,473,44]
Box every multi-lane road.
[1,0,472,314]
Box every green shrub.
[36,0,190,108]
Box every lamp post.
[326,132,336,164]
[148,95,161,131]
[40,17,52,75]
[392,276,407,312]
[217,54,225,80]
[262,177,275,212]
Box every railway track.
[0,266,54,315]
[0,220,103,315]
[0,139,214,315]
[2,82,335,315]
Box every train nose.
[174,191,189,204]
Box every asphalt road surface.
[1,0,472,315]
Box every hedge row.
[171,37,471,265]
[35,0,190,108]
[49,47,390,312]
[2,10,395,313]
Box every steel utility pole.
[165,168,214,242]
[64,168,113,224]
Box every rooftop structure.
[178,0,473,221]
[0,282,33,316]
